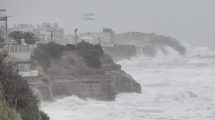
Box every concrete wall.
[30,79,116,101]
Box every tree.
[0,83,22,120]
[23,32,38,45]
[95,43,104,55]
[8,31,23,44]
[33,42,64,68]
[77,41,104,68]
[9,31,38,45]
[0,36,4,44]
[0,52,49,120]
[39,42,63,59]
[81,48,102,68]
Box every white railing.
[19,70,38,77]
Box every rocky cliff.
[30,48,141,101]
[104,32,186,60]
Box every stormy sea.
[41,46,215,120]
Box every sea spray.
[41,47,215,120]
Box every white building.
[37,23,64,43]
[3,44,38,77]
[79,28,115,45]
[62,34,76,45]
[13,24,35,32]
[11,23,65,44]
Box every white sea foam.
[41,46,215,120]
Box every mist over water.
[41,46,215,120]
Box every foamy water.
[41,50,215,120]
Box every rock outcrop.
[29,50,141,101]
[104,32,186,60]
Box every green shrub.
[0,52,49,120]
[77,41,104,68]
[94,44,104,55]
[38,42,63,59]
[33,41,104,68]
[33,48,51,67]
[8,31,23,44]
[0,36,4,44]
[33,42,64,67]
[80,49,102,68]
[0,84,22,120]
[64,44,77,50]
[40,111,50,120]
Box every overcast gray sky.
[1,0,215,49]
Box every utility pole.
[0,9,7,42]
[51,30,53,42]
[5,16,7,41]
[48,25,53,42]
[74,28,78,44]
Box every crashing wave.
[191,47,215,58]
[116,32,186,57]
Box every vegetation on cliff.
[0,36,4,44]
[0,52,49,120]
[33,42,64,67]
[0,83,22,120]
[33,41,104,68]
[77,41,104,68]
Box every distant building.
[10,23,65,44]
[63,34,76,45]
[37,23,64,43]
[13,24,35,32]
[102,28,115,44]
[79,28,115,45]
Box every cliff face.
[31,50,141,101]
